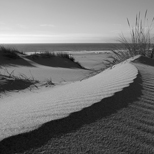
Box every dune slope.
[0,56,154,154]
[0,62,137,143]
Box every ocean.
[0,43,122,53]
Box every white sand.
[0,58,138,141]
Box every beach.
[0,49,154,154]
[1,0,154,153]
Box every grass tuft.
[0,46,25,59]
[26,51,85,69]
[42,78,54,87]
[0,67,39,94]
[117,10,154,58]
[104,10,154,68]
[27,51,75,61]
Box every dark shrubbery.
[0,46,25,59]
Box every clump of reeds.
[42,78,54,87]
[56,52,75,62]
[0,46,25,59]
[27,51,75,61]
[118,10,154,57]
[0,67,39,94]
[1,67,38,84]
[102,49,131,69]
[27,51,85,69]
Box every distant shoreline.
[0,43,123,53]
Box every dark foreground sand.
[0,56,154,154]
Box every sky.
[0,0,154,44]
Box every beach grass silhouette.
[26,51,85,69]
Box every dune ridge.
[0,60,138,141]
[1,57,153,154]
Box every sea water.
[0,43,122,53]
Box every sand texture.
[0,55,154,154]
[0,61,137,141]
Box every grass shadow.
[0,73,142,154]
[132,56,154,66]
[0,58,34,67]
[0,75,38,95]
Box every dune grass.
[0,67,56,94]
[26,51,85,69]
[105,11,154,67]
[0,68,39,94]
[0,46,25,59]
[0,46,33,67]
[118,10,154,57]
[27,51,75,61]
[41,78,54,87]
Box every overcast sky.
[0,0,154,43]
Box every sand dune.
[0,52,109,83]
[1,56,154,154]
[0,60,138,142]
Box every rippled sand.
[0,61,137,141]
[1,56,154,154]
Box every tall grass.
[118,10,154,58]
[27,51,75,62]
[26,51,85,69]
[0,67,56,93]
[0,67,40,94]
[1,67,38,84]
[0,46,25,59]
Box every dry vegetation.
[119,10,154,57]
[0,46,25,59]
[0,67,39,94]
[26,51,85,69]
[0,47,86,95]
[26,51,75,61]
[108,10,154,66]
